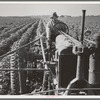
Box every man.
[45,12,69,61]
[46,12,60,42]
[46,12,68,51]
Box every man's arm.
[46,25,51,41]
[46,22,52,49]
[46,21,52,40]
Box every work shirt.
[46,19,61,42]
[46,19,67,42]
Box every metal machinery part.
[63,44,93,95]
[50,21,69,42]
[52,21,69,35]
[89,33,100,95]
[55,34,77,93]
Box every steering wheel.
[52,21,69,35]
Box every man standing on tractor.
[46,12,60,51]
[42,12,69,93]
[46,12,69,59]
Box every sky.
[0,2,100,16]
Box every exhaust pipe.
[81,10,86,44]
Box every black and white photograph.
[0,1,100,97]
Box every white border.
[0,1,99,4]
[0,95,100,98]
[0,1,100,98]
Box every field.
[0,15,100,95]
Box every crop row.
[0,17,37,29]
[0,18,38,41]
[0,19,40,56]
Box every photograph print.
[0,2,99,96]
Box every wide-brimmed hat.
[50,12,59,18]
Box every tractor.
[40,10,100,95]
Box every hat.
[50,12,59,18]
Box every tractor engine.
[55,34,90,89]
[55,35,77,88]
